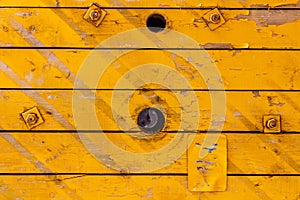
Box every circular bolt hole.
[210,13,221,24]
[266,118,277,129]
[137,108,165,134]
[146,13,167,33]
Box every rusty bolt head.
[266,118,277,129]
[210,13,221,24]
[26,113,39,125]
[90,10,101,21]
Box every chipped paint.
[0,1,299,199]
[204,43,233,49]
[236,10,300,26]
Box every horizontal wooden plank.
[0,90,300,132]
[0,133,299,174]
[0,0,298,8]
[1,8,300,48]
[1,50,300,90]
[0,175,299,199]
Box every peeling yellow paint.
[0,0,299,7]
[0,0,299,199]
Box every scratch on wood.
[204,43,233,49]
[0,60,75,130]
[47,175,86,182]
[0,131,83,199]
[56,0,60,7]
[267,96,285,107]
[289,67,299,89]
[10,20,76,82]
[252,91,261,98]
[141,188,153,198]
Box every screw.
[90,10,101,21]
[26,113,38,125]
[266,118,277,129]
[210,13,221,24]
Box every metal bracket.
[263,115,281,133]
[188,134,227,191]
[21,107,44,129]
[202,8,226,31]
[83,3,107,27]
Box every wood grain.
[0,0,298,8]
[0,90,300,132]
[0,50,300,90]
[0,175,299,199]
[0,133,299,174]
[1,8,300,48]
[0,1,299,198]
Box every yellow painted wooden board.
[0,0,299,198]
[0,0,298,7]
[1,50,300,90]
[1,8,300,48]
[0,90,300,131]
[0,175,299,199]
[0,133,299,174]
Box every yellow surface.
[188,134,227,191]
[2,90,300,131]
[0,133,299,174]
[1,50,300,89]
[1,8,300,48]
[0,0,298,7]
[0,0,300,199]
[0,176,299,200]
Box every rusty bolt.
[26,113,39,125]
[90,10,101,21]
[210,13,221,24]
[266,118,277,129]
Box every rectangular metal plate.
[188,134,227,191]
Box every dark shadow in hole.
[146,13,167,33]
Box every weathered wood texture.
[1,8,300,48]
[0,0,299,7]
[0,133,299,174]
[0,175,299,200]
[0,90,300,131]
[0,50,300,90]
[0,0,300,199]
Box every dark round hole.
[137,108,165,134]
[146,13,166,33]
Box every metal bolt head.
[26,113,39,125]
[210,13,221,24]
[137,108,165,134]
[266,118,277,129]
[90,10,101,21]
[83,3,107,27]
[21,107,44,129]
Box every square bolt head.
[202,8,226,31]
[83,3,107,27]
[21,107,44,129]
[263,115,281,133]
